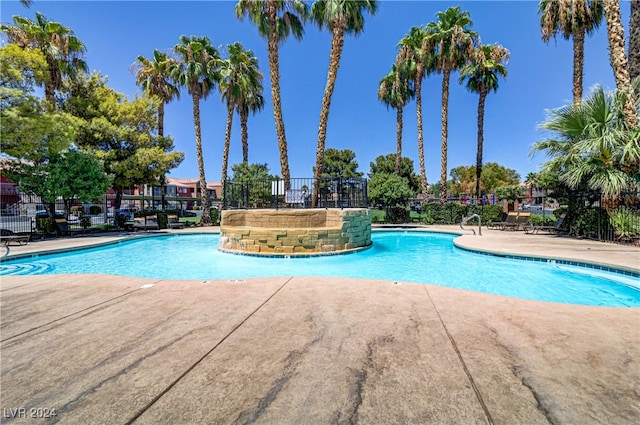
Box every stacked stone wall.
[219,209,371,255]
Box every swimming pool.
[1,232,639,307]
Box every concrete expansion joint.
[421,285,495,425]
[122,277,294,425]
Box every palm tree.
[631,0,639,82]
[133,49,180,208]
[603,0,639,128]
[538,0,604,105]
[218,42,264,197]
[459,43,509,198]
[133,50,179,138]
[309,0,378,207]
[171,35,221,224]
[397,26,432,198]
[531,83,640,201]
[426,6,478,202]
[1,12,87,107]
[377,64,414,176]
[235,0,308,188]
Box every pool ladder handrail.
[460,214,482,236]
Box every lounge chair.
[524,213,568,235]
[55,218,84,236]
[0,229,30,246]
[503,212,531,231]
[487,211,518,230]
[133,215,160,231]
[167,215,185,229]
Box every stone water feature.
[218,208,372,256]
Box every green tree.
[171,35,221,224]
[397,26,432,198]
[369,154,420,194]
[310,0,378,207]
[459,43,509,198]
[377,64,413,176]
[531,83,640,202]
[368,173,414,209]
[236,0,308,188]
[450,163,520,196]
[61,72,184,212]
[315,148,363,179]
[14,149,111,217]
[538,0,604,105]
[1,12,87,107]
[426,6,478,202]
[0,44,78,162]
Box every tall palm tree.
[309,0,378,207]
[538,0,604,105]
[218,42,264,197]
[397,26,432,198]
[377,64,414,176]
[235,0,308,188]
[171,35,221,224]
[603,0,639,128]
[1,12,87,107]
[133,49,180,208]
[426,6,478,202]
[459,43,509,198]
[630,0,639,82]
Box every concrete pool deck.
[1,226,639,424]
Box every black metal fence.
[223,177,368,209]
[0,192,216,236]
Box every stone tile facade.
[219,209,372,255]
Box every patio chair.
[167,215,185,229]
[55,218,84,237]
[502,212,531,231]
[132,215,160,231]
[0,229,30,246]
[524,213,568,235]
[487,211,518,230]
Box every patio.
[1,227,638,424]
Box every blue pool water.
[1,232,639,307]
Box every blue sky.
[1,0,630,184]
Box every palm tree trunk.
[313,27,345,208]
[267,1,291,189]
[475,89,487,199]
[192,94,210,224]
[221,102,233,200]
[630,0,640,82]
[158,102,165,138]
[604,0,639,127]
[439,69,451,203]
[45,60,57,109]
[415,67,428,198]
[158,101,166,209]
[241,109,249,163]
[573,29,585,105]
[395,106,403,176]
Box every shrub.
[89,205,102,215]
[609,207,640,240]
[209,207,220,225]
